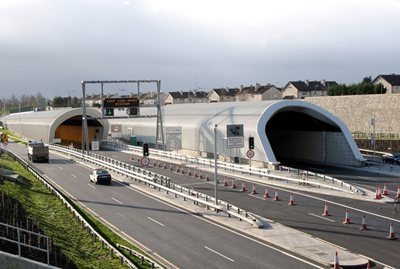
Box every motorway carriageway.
[7,142,321,269]
[98,148,400,269]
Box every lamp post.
[213,124,218,206]
[371,115,376,163]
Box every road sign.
[246,149,255,159]
[103,97,139,108]
[141,157,150,166]
[226,124,244,148]
[111,125,121,133]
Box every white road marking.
[308,213,335,223]
[112,197,123,204]
[112,155,119,158]
[204,246,234,262]
[58,166,63,170]
[147,217,165,227]
[248,194,266,200]
[70,173,77,178]
[88,184,96,189]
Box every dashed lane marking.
[147,217,165,227]
[308,213,335,223]
[88,184,96,189]
[112,197,123,204]
[204,246,234,262]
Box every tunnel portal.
[265,108,350,165]
[55,115,103,148]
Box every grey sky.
[1,0,399,98]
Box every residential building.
[236,84,282,101]
[207,88,240,102]
[282,80,337,99]
[372,74,400,94]
[164,91,208,105]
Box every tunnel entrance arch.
[257,101,363,167]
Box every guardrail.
[0,221,50,265]
[1,147,140,269]
[101,141,365,195]
[49,144,263,228]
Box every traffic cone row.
[288,193,296,206]
[395,186,400,199]
[343,209,352,224]
[322,203,330,216]
[241,182,247,192]
[223,177,228,187]
[273,190,280,201]
[231,180,237,189]
[374,186,382,200]
[251,184,258,195]
[263,188,270,198]
[359,215,368,231]
[383,183,389,196]
[387,223,397,240]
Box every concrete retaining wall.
[0,251,59,269]
[305,94,400,134]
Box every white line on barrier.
[147,217,165,227]
[112,197,123,205]
[204,246,234,262]
[88,184,96,189]
[308,213,335,223]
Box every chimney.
[255,83,260,91]
[305,80,309,86]
[320,79,326,87]
[240,85,244,91]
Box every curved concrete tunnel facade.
[108,100,364,167]
[0,101,363,167]
[0,108,108,146]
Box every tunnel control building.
[108,100,364,167]
[1,108,108,147]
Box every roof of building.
[240,85,280,94]
[286,80,337,91]
[212,88,240,97]
[375,74,400,86]
[167,91,208,99]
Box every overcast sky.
[1,0,399,98]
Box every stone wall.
[305,94,400,135]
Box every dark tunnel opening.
[55,115,103,147]
[266,110,342,165]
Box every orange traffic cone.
[263,188,270,199]
[383,183,389,196]
[231,180,237,189]
[223,177,228,187]
[387,223,397,240]
[251,184,258,195]
[333,251,340,269]
[322,203,330,216]
[395,186,400,199]
[273,190,280,201]
[360,215,368,231]
[241,182,247,192]
[343,209,352,224]
[288,193,296,206]
[374,186,382,200]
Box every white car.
[89,169,112,185]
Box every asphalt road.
[98,149,400,269]
[6,142,319,269]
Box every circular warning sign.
[246,149,255,159]
[141,157,150,166]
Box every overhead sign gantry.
[81,79,165,154]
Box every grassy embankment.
[0,150,154,269]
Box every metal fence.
[0,221,50,265]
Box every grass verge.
[0,152,154,269]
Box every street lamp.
[213,124,218,206]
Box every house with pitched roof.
[207,88,240,102]
[282,80,337,99]
[372,74,400,94]
[164,91,208,105]
[236,84,282,101]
